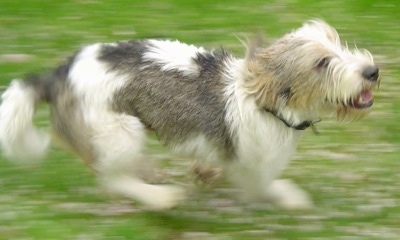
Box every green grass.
[1,0,400,239]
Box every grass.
[1,0,400,239]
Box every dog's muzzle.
[348,65,379,109]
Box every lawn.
[0,0,399,239]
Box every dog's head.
[243,19,380,123]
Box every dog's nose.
[362,65,379,81]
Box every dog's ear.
[239,33,265,62]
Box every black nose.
[362,65,379,81]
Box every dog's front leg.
[227,163,313,210]
[264,179,313,210]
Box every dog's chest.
[236,122,303,171]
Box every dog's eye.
[316,57,331,68]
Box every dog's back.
[102,40,235,156]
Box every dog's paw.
[266,179,314,210]
[143,185,186,211]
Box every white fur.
[294,21,375,106]
[172,134,225,163]
[222,59,309,208]
[143,39,206,75]
[91,114,185,210]
[68,43,128,109]
[265,179,313,210]
[67,43,187,210]
[0,80,50,163]
[101,176,185,210]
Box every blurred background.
[0,0,399,239]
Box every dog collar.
[263,108,321,134]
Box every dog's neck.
[263,107,321,134]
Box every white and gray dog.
[0,20,379,210]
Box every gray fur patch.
[98,41,235,159]
[23,53,77,103]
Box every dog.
[0,20,379,210]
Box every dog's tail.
[0,77,51,164]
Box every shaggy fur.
[0,20,380,210]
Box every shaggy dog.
[0,20,379,210]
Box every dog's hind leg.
[90,113,186,210]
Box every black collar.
[263,108,321,133]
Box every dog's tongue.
[353,90,373,108]
[360,90,373,102]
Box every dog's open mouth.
[349,89,373,109]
